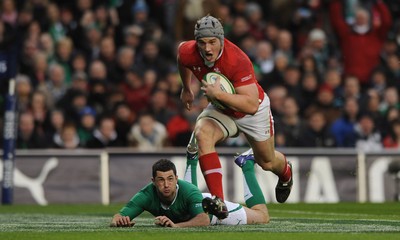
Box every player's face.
[197,37,222,63]
[153,170,178,201]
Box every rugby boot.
[233,148,254,168]
[275,161,293,203]
[202,196,228,219]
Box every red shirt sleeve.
[329,0,351,39]
[374,1,393,39]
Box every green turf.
[0,203,399,240]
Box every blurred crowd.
[0,0,400,151]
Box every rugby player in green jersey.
[110,155,269,227]
[110,159,209,228]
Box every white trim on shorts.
[197,107,239,139]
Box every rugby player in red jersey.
[177,15,293,219]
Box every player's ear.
[151,177,155,185]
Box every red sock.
[199,152,224,200]
[279,156,292,183]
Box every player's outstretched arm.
[110,213,135,227]
[176,212,210,228]
[155,213,210,228]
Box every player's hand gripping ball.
[202,72,235,110]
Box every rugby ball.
[203,72,235,110]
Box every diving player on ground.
[110,158,269,227]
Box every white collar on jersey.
[200,48,224,67]
[160,184,179,210]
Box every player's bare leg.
[246,136,293,203]
[195,118,228,219]
[244,204,269,224]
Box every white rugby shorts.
[199,93,274,141]
[202,193,247,225]
[235,93,274,141]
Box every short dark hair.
[152,159,177,178]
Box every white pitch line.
[270,209,400,220]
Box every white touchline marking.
[269,209,400,219]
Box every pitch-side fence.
[0,148,399,205]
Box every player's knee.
[256,213,269,224]
[258,206,270,224]
[263,213,270,224]
[194,125,215,145]
[249,205,270,224]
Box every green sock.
[242,160,266,208]
[184,154,198,187]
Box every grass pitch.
[0,203,399,240]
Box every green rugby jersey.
[120,179,204,223]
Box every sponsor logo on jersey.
[241,74,252,82]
